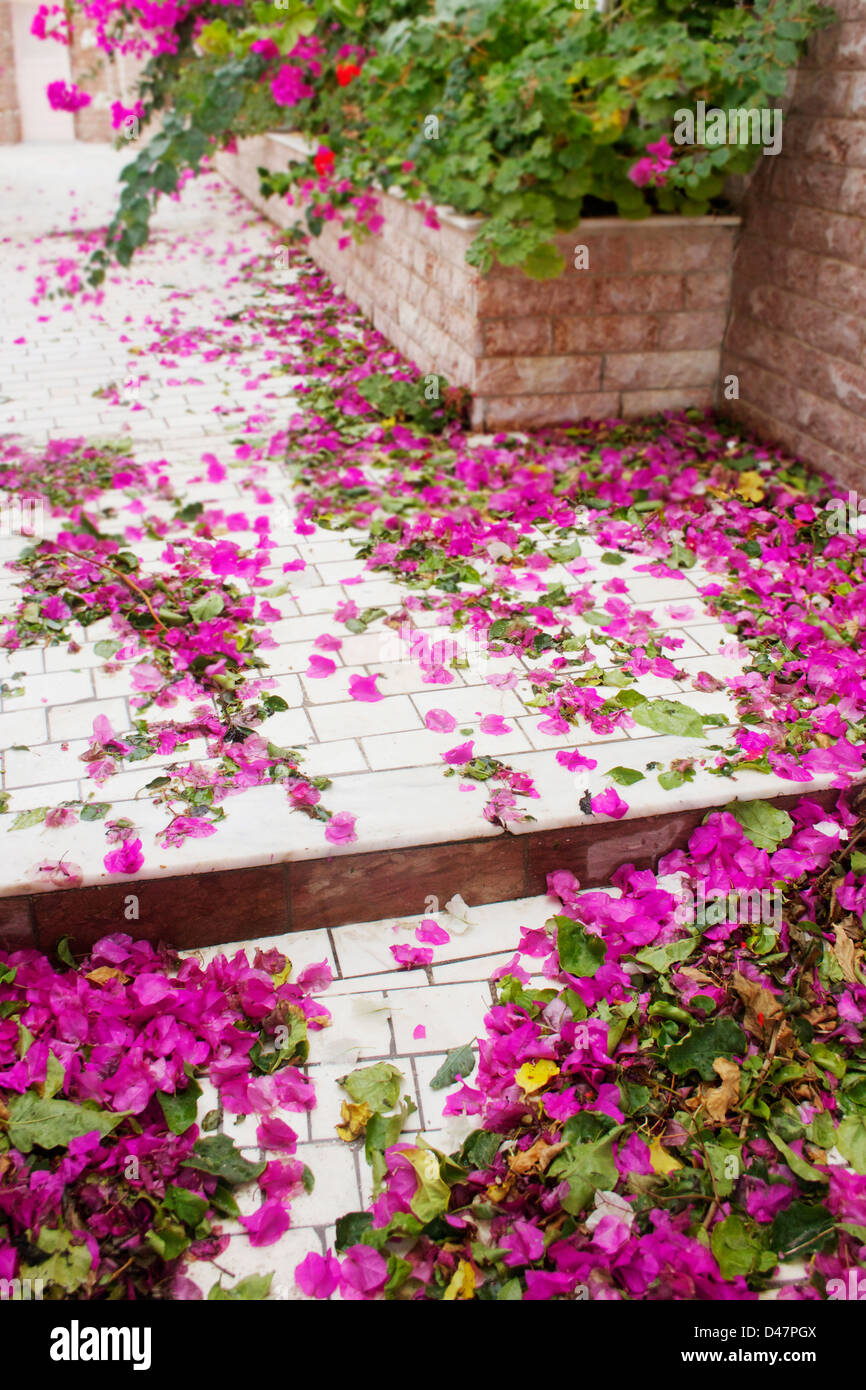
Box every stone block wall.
[0,1,20,143]
[721,0,866,488]
[216,133,739,431]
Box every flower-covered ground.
[0,146,865,1302]
[2,790,866,1301]
[0,147,864,899]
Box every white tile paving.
[178,891,546,1298]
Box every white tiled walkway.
[180,892,541,1299]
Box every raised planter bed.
[216,131,741,430]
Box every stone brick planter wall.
[721,0,866,489]
[0,1,20,143]
[216,132,740,431]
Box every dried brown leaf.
[702,1057,741,1123]
[732,971,784,1033]
[508,1138,567,1176]
[85,966,128,986]
[832,924,860,985]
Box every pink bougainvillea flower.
[425,708,457,733]
[590,788,629,820]
[256,1116,299,1151]
[295,1250,341,1298]
[348,673,382,701]
[314,633,342,651]
[443,740,474,765]
[296,959,333,991]
[202,452,227,481]
[103,838,144,875]
[479,714,512,735]
[306,653,336,678]
[271,64,314,107]
[339,1244,388,1299]
[288,781,321,807]
[32,859,83,889]
[250,38,280,61]
[240,1200,292,1247]
[390,943,434,970]
[46,80,90,112]
[416,919,450,946]
[555,749,598,773]
[325,812,357,845]
[413,1025,427,1040]
[501,1220,545,1267]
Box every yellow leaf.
[515,1059,560,1094]
[443,1260,476,1301]
[735,470,765,503]
[649,1137,682,1175]
[271,959,293,988]
[336,1100,371,1142]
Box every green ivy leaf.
[724,800,793,852]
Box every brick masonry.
[216,133,740,431]
[721,0,866,489]
[0,787,841,952]
[0,1,19,143]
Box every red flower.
[336,61,361,86]
[313,145,335,176]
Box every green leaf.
[189,592,225,623]
[767,1130,828,1184]
[835,1114,866,1174]
[632,934,699,973]
[631,699,705,739]
[94,640,122,658]
[548,539,581,562]
[769,1201,835,1260]
[430,1043,475,1090]
[42,1051,65,1101]
[145,1218,190,1262]
[365,1109,407,1171]
[607,766,645,787]
[520,241,565,280]
[459,1128,502,1170]
[553,915,606,978]
[163,1184,209,1228]
[710,1214,761,1279]
[209,1180,239,1217]
[7,1093,124,1153]
[497,1277,523,1300]
[339,1062,403,1112]
[182,1134,266,1184]
[79,802,110,822]
[10,807,48,831]
[548,1133,619,1217]
[55,937,76,968]
[335,1211,373,1251]
[398,1146,451,1224]
[666,1018,748,1082]
[158,1076,202,1135]
[208,1272,273,1301]
[20,1227,91,1294]
[724,799,793,852]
